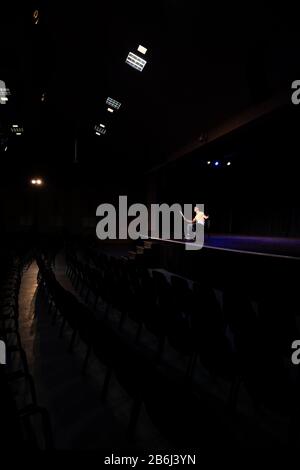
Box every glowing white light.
[107,107,114,113]
[227,161,231,166]
[106,97,121,109]
[36,179,42,185]
[31,179,37,185]
[95,123,106,135]
[0,80,10,104]
[207,161,211,165]
[12,124,24,135]
[138,45,147,55]
[125,52,147,72]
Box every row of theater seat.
[0,255,53,450]
[64,247,300,445]
[37,254,255,448]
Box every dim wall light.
[31,178,43,186]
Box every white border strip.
[143,236,300,261]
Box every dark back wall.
[147,107,300,237]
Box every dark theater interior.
[1,1,300,458]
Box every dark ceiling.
[0,1,299,185]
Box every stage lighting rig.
[125,51,147,72]
[30,178,43,186]
[33,9,40,25]
[94,123,106,135]
[11,125,24,136]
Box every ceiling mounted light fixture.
[95,124,106,135]
[125,52,147,72]
[106,97,121,109]
[33,9,40,24]
[0,80,10,104]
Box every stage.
[138,234,300,292]
[143,234,300,259]
[204,234,300,259]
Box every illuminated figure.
[181,206,209,240]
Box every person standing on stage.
[183,206,209,240]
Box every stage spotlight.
[106,97,121,109]
[0,80,10,104]
[33,9,40,24]
[214,161,219,166]
[107,107,114,113]
[125,52,147,72]
[11,125,24,135]
[207,161,211,165]
[36,179,42,185]
[227,161,231,166]
[94,123,106,135]
[4,146,7,152]
[137,45,147,55]
[31,179,37,185]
